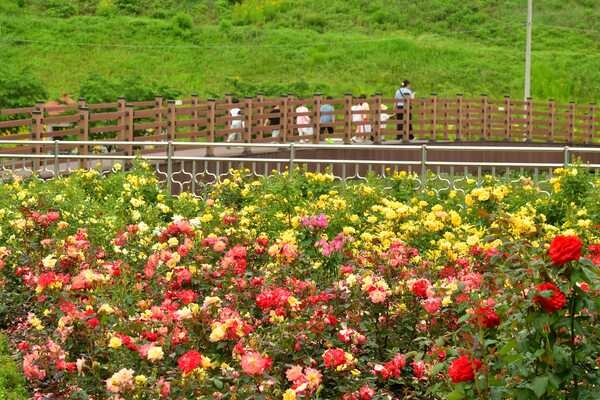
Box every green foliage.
[0,335,27,400]
[45,0,77,17]
[0,66,47,109]
[2,1,600,103]
[79,73,181,102]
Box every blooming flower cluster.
[0,164,598,399]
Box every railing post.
[154,96,163,138]
[563,146,570,167]
[313,93,322,144]
[256,93,264,140]
[288,142,295,173]
[421,144,427,189]
[567,101,575,143]
[53,139,59,177]
[344,93,352,144]
[526,97,533,142]
[118,97,126,142]
[281,94,289,143]
[548,99,555,143]
[125,103,134,157]
[480,94,488,140]
[456,94,464,141]
[78,97,87,109]
[167,100,176,141]
[31,109,43,171]
[504,95,512,141]
[403,97,411,143]
[207,98,216,156]
[79,106,89,169]
[587,103,596,144]
[373,93,382,144]
[243,96,253,154]
[166,140,174,194]
[431,93,437,141]
[191,93,199,140]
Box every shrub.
[45,0,77,17]
[0,67,47,109]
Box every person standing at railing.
[296,103,313,141]
[227,98,244,142]
[319,97,335,135]
[264,104,281,139]
[395,80,415,141]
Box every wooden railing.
[1,94,599,155]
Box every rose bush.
[0,163,598,399]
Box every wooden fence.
[1,94,599,156]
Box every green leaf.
[529,376,549,398]
[213,378,224,389]
[447,389,466,400]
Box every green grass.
[2,0,600,103]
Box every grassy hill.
[2,0,600,104]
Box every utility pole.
[524,0,533,99]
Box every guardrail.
[1,140,599,196]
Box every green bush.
[45,0,77,17]
[95,0,116,16]
[79,73,181,103]
[172,11,193,30]
[0,335,27,400]
[0,67,47,109]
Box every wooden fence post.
[78,98,87,109]
[547,99,555,143]
[154,96,163,139]
[243,96,253,153]
[31,110,43,171]
[456,94,464,141]
[79,106,89,169]
[117,97,126,143]
[525,97,533,142]
[191,93,199,141]
[281,95,289,143]
[567,101,575,143]
[167,100,176,141]
[481,94,488,140]
[504,95,512,141]
[126,104,134,157]
[313,93,322,144]
[256,93,264,140]
[587,103,596,144]
[344,93,353,144]
[403,96,411,143]
[207,98,216,156]
[373,93,382,144]
[431,93,437,141]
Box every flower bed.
[0,163,599,399]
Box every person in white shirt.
[227,99,244,142]
[394,80,415,141]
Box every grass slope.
[1,0,600,102]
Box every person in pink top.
[295,104,313,140]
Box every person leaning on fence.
[264,104,281,140]
[227,99,244,142]
[395,80,415,141]
[319,97,335,135]
[295,103,313,140]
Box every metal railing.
[1,140,599,195]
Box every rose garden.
[0,163,599,399]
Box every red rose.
[448,355,482,383]
[411,279,431,298]
[533,282,567,313]
[240,351,272,375]
[473,305,500,329]
[588,244,600,265]
[548,235,582,266]
[323,348,346,368]
[178,350,202,374]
